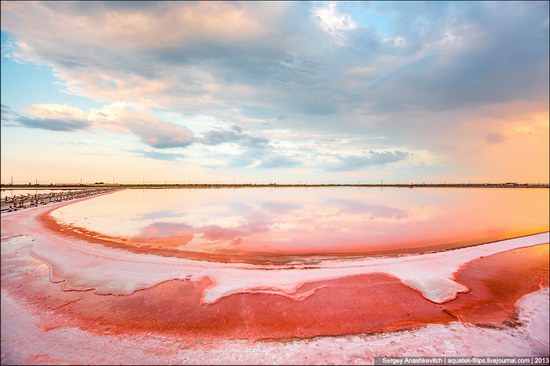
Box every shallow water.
[49,187,549,259]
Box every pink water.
[49,187,549,261]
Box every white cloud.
[314,2,357,42]
[20,103,194,148]
[28,104,88,122]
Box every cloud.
[133,149,186,161]
[257,156,300,169]
[2,1,547,121]
[1,103,22,126]
[16,104,90,131]
[195,125,306,170]
[199,125,268,148]
[6,103,193,148]
[327,150,411,171]
[17,117,90,131]
[314,2,357,41]
[128,115,193,149]
[0,2,272,49]
[1,103,12,115]
[28,103,87,121]
[363,2,549,112]
[7,101,301,169]
[91,104,194,148]
[11,103,81,130]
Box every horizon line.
[1,182,549,188]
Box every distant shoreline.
[1,183,549,189]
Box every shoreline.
[0,188,120,213]
[2,183,549,190]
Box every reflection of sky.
[317,199,410,219]
[51,188,550,256]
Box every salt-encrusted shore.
[2,284,548,364]
[1,196,549,364]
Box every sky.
[1,1,548,184]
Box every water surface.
[48,187,549,260]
